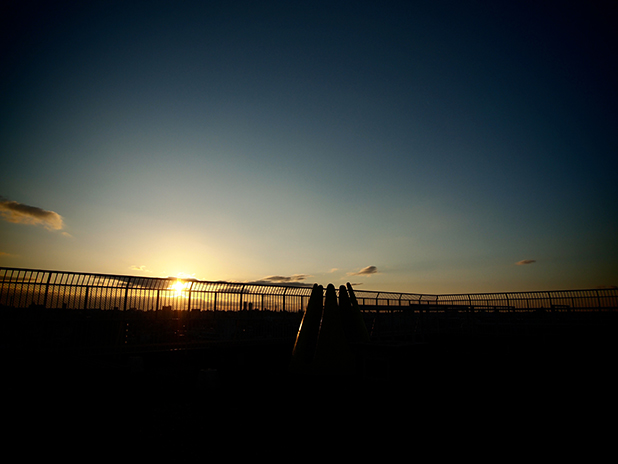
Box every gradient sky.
[1,0,616,294]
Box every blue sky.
[1,0,616,293]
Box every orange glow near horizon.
[171,279,190,297]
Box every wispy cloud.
[248,274,313,287]
[177,272,197,280]
[516,259,536,265]
[0,197,65,232]
[130,265,151,273]
[348,265,378,276]
[261,274,311,283]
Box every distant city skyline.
[1,1,616,294]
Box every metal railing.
[1,267,617,313]
[0,267,313,313]
[352,288,618,312]
[1,267,617,354]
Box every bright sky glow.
[171,280,190,297]
[1,1,616,293]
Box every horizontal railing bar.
[2,267,617,312]
[2,267,617,355]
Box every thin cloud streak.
[516,259,537,265]
[260,274,311,283]
[248,274,313,287]
[0,197,65,231]
[348,265,378,276]
[130,265,151,273]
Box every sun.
[171,279,188,296]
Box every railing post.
[84,285,89,310]
[43,272,52,309]
[187,281,194,311]
[18,270,27,308]
[239,285,245,312]
[123,277,132,311]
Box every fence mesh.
[2,267,617,312]
[2,268,617,354]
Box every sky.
[1,0,616,294]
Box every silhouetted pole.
[341,283,370,344]
[289,282,370,376]
[312,284,355,375]
[289,284,323,374]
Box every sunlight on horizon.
[170,279,191,297]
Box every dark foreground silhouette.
[3,291,617,441]
[4,319,614,440]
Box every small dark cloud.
[261,274,310,283]
[0,196,64,231]
[248,274,313,287]
[348,265,378,276]
[516,259,536,265]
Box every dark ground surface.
[4,326,616,443]
[2,309,617,453]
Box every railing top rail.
[0,267,315,295]
[2,266,617,302]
